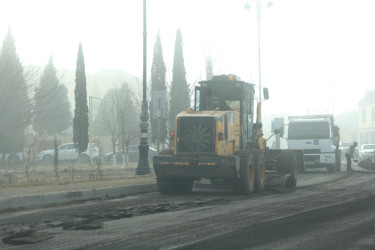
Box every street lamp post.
[245,0,272,106]
[136,0,151,175]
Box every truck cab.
[287,115,341,172]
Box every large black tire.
[233,151,255,195]
[279,151,297,187]
[335,150,341,172]
[253,151,265,193]
[156,150,194,194]
[157,178,194,195]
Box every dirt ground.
[358,158,375,171]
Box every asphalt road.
[1,170,375,249]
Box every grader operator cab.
[153,74,300,195]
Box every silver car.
[359,144,375,161]
[38,143,99,164]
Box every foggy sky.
[1,0,375,116]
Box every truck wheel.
[335,150,341,172]
[280,151,297,187]
[254,152,265,193]
[157,178,194,194]
[234,151,255,195]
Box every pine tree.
[73,43,89,154]
[0,28,31,155]
[33,56,71,135]
[150,32,167,143]
[169,29,190,131]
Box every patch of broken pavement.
[1,198,229,245]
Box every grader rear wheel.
[233,151,255,195]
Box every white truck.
[287,115,341,172]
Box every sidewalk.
[0,172,157,211]
[1,162,372,212]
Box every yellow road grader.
[153,74,304,195]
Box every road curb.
[0,183,158,211]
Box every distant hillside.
[25,66,142,111]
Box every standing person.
[345,141,358,172]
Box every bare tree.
[94,83,139,168]
[116,84,139,168]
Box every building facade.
[358,90,375,145]
[335,111,358,144]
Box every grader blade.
[265,173,294,192]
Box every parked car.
[103,145,157,164]
[358,144,375,161]
[0,149,27,165]
[38,143,99,164]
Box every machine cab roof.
[195,74,255,112]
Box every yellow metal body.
[173,109,241,156]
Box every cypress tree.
[73,43,89,154]
[169,29,190,131]
[0,28,31,155]
[206,56,213,80]
[33,56,71,135]
[150,32,167,143]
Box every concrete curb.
[0,183,158,211]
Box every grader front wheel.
[254,152,265,193]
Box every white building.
[358,90,375,145]
[335,111,358,143]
